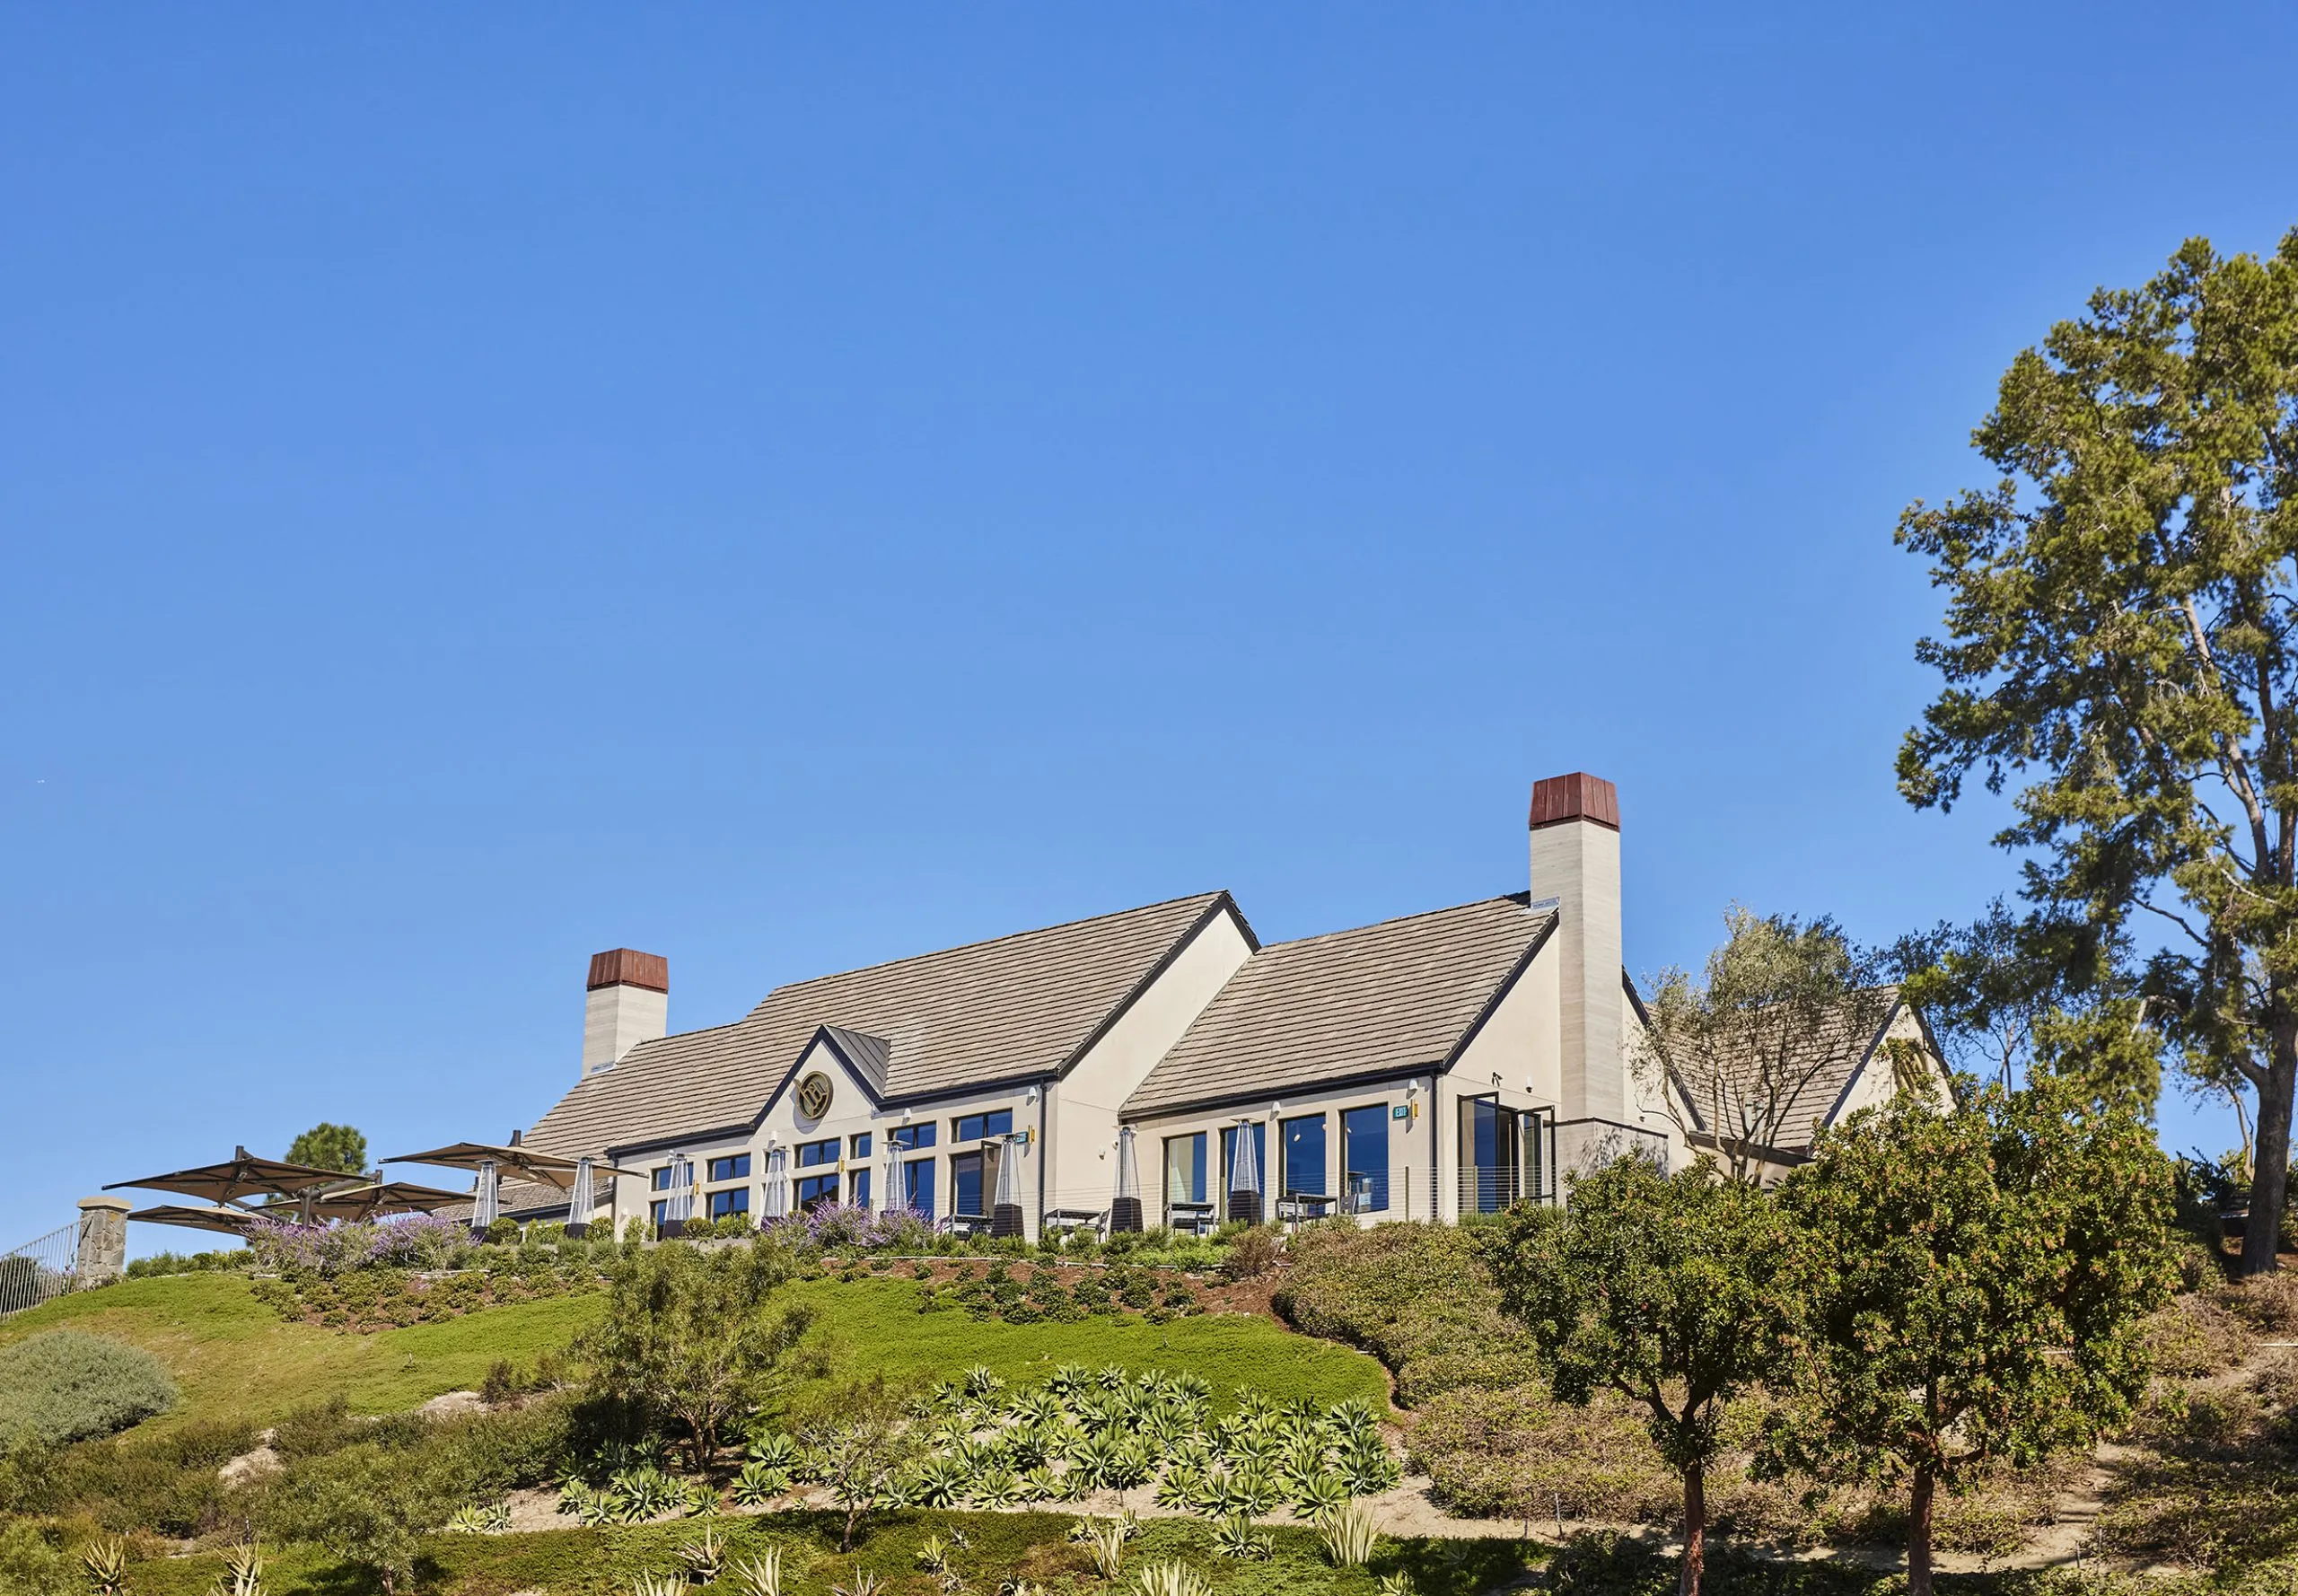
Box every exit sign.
[1391,1105,1410,1120]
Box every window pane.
[1342,1105,1390,1214]
[903,1157,936,1215]
[1162,1133,1206,1206]
[851,1169,872,1208]
[795,1174,839,1211]
[707,1153,751,1183]
[653,1167,674,1191]
[892,1124,937,1151]
[851,1134,872,1160]
[709,1188,750,1219]
[799,1138,838,1168]
[952,1152,985,1215]
[1281,1115,1327,1197]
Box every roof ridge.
[753,890,1231,998]
[1255,893,1550,954]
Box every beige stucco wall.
[1048,909,1255,1222]
[1125,1074,1437,1226]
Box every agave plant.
[747,1430,801,1469]
[961,1364,1006,1400]
[1320,1500,1381,1568]
[726,1549,785,1596]
[1082,1517,1127,1580]
[830,1566,884,1596]
[1010,1386,1066,1426]
[1093,1364,1132,1393]
[1018,1465,1065,1503]
[969,1467,1026,1509]
[1374,1574,1417,1596]
[1328,1398,1381,1439]
[558,1479,612,1526]
[1169,1372,1212,1407]
[732,1459,789,1506]
[444,1500,512,1533]
[677,1526,729,1583]
[626,1573,686,1596]
[204,1541,266,1596]
[1225,1464,1283,1518]
[1129,1563,1210,1596]
[1153,1462,1209,1513]
[917,1534,954,1574]
[908,1453,969,1507]
[1046,1363,1092,1397]
[1340,1431,1402,1496]
[1289,1471,1353,1518]
[1210,1514,1273,1561]
[81,1535,129,1596]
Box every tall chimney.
[1529,774,1626,1150]
[583,949,669,1080]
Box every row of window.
[1163,1104,1391,1211]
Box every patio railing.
[1,1219,79,1318]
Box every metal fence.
[1,1219,79,1318]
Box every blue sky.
[4,5,2294,1250]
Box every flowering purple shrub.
[245,1211,467,1276]
[750,1203,937,1253]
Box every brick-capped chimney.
[583,948,669,1080]
[1529,774,1627,1155]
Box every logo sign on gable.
[795,1072,834,1122]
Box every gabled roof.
[1665,987,1914,1157]
[1122,895,1555,1118]
[528,890,1244,1158]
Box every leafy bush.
[125,1248,248,1278]
[1276,1221,1539,1405]
[0,1331,177,1445]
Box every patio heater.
[1110,1126,1143,1233]
[471,1158,500,1238]
[989,1134,1025,1239]
[566,1156,594,1239]
[879,1138,899,1215]
[1226,1121,1263,1227]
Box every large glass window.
[1280,1114,1328,1198]
[795,1172,840,1210]
[902,1157,936,1215]
[890,1124,937,1152]
[707,1153,750,1183]
[850,1133,873,1160]
[1162,1132,1206,1207]
[708,1187,750,1220]
[951,1149,994,1216]
[797,1137,840,1169]
[952,1109,1013,1143]
[1342,1104,1390,1214]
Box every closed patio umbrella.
[761,1146,790,1221]
[1110,1126,1143,1234]
[1226,1122,1263,1227]
[989,1135,1024,1239]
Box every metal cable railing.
[0,1220,79,1318]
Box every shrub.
[484,1217,521,1245]
[0,1332,177,1444]
[1219,1226,1283,1282]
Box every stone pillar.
[75,1196,130,1288]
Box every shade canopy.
[105,1146,364,1208]
[383,1141,631,1190]
[125,1204,260,1236]
[303,1180,469,1223]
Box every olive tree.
[1481,1156,1793,1596]
[1762,1075,2176,1596]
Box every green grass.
[123,1511,1541,1596]
[786,1277,1391,1411]
[0,1276,601,1426]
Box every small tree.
[795,1374,914,1552]
[266,1441,455,1596]
[1637,907,1899,1182]
[580,1240,813,1467]
[1763,1075,2176,1596]
[1480,1156,1793,1596]
[285,1123,369,1175]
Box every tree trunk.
[1678,1464,1706,1596]
[2241,1018,2298,1276]
[1908,1466,1936,1596]
[842,1498,861,1553]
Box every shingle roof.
[1664,987,1906,1155]
[526,891,1239,1158]
[1122,895,1554,1118]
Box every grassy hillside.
[0,1276,601,1425]
[0,1270,1387,1429]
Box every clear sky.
[4,5,2294,1250]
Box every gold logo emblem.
[795,1072,833,1122]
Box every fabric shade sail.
[989,1135,1024,1239]
[104,1146,363,1211]
[1110,1126,1143,1234]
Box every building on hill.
[501,772,1948,1239]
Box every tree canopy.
[1896,228,2298,1271]
[1481,1156,1793,1596]
[285,1123,369,1176]
[1762,1075,2176,1596]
